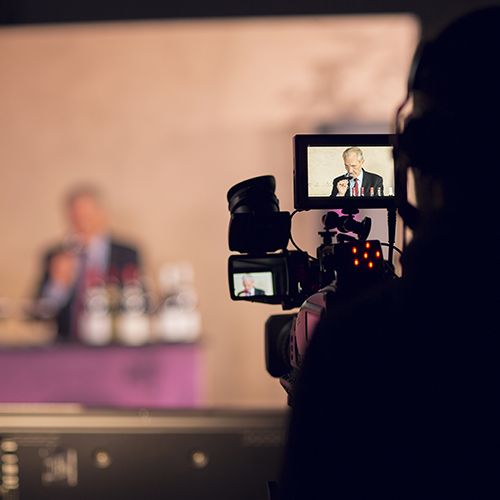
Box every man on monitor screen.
[237,274,265,296]
[330,146,384,197]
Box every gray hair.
[64,183,104,208]
[342,147,364,162]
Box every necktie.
[71,251,88,339]
[353,179,359,196]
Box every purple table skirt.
[0,343,204,408]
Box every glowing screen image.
[307,145,394,198]
[233,272,274,297]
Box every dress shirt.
[350,170,364,196]
[42,233,111,307]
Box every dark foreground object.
[0,406,287,500]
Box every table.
[0,343,204,408]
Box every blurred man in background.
[35,185,140,341]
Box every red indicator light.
[352,247,358,254]
[354,259,359,266]
[364,253,368,259]
[376,251,381,258]
[369,262,374,268]
[365,242,371,249]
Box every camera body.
[263,237,385,403]
[227,134,398,404]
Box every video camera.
[227,134,399,405]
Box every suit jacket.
[36,239,140,340]
[238,288,266,296]
[330,169,384,197]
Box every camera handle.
[322,207,398,270]
[317,228,338,246]
[321,209,372,243]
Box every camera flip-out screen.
[294,134,396,210]
[228,254,289,304]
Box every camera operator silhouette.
[279,7,500,499]
[237,274,265,296]
[330,146,384,197]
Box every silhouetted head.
[396,6,500,223]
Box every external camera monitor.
[294,134,396,210]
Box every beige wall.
[0,15,419,407]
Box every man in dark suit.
[35,185,141,341]
[330,146,384,197]
[237,274,265,296]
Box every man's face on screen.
[242,278,254,292]
[344,153,364,179]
